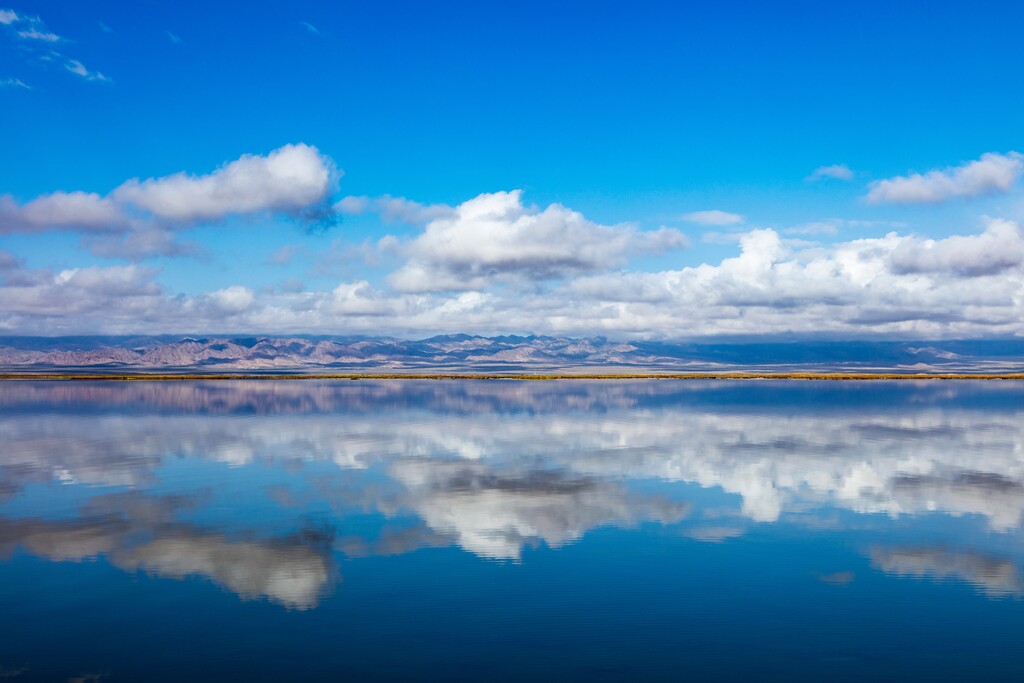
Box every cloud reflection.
[0,493,334,609]
[3,380,1024,596]
[871,546,1023,597]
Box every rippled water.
[2,379,1024,681]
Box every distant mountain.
[3,335,1024,372]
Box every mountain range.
[3,335,1024,372]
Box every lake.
[2,379,1023,681]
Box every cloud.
[18,27,59,41]
[784,221,839,236]
[299,21,321,35]
[0,248,19,270]
[682,210,744,226]
[268,244,303,266]
[2,10,109,83]
[0,191,128,233]
[1,9,60,42]
[867,152,1024,204]
[165,30,182,44]
[389,190,688,292]
[890,218,1024,276]
[806,164,854,182]
[0,144,337,257]
[334,194,454,225]
[0,77,29,89]
[2,217,1024,337]
[65,59,110,82]
[112,143,335,223]
[206,286,256,314]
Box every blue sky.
[2,1,1024,338]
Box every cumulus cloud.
[112,143,335,223]
[0,144,336,257]
[206,286,256,314]
[0,191,128,233]
[806,164,854,182]
[3,216,1024,337]
[867,152,1024,204]
[389,190,688,292]
[890,218,1024,277]
[682,210,744,226]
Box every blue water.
[1,379,1023,681]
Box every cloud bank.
[4,145,1024,338]
[2,217,1024,337]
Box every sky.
[2,0,1024,339]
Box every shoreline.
[3,372,1024,381]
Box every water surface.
[2,380,1024,681]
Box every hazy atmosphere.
[3,1,1024,338]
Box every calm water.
[2,379,1024,681]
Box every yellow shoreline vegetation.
[1,372,1024,381]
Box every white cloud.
[806,164,854,181]
[0,191,128,233]
[784,221,839,236]
[389,190,688,292]
[0,144,337,257]
[682,209,744,226]
[890,218,1024,277]
[18,28,59,41]
[299,21,320,35]
[165,31,182,44]
[65,59,110,83]
[2,10,108,84]
[0,248,19,270]
[207,286,256,314]
[328,280,392,316]
[112,143,335,223]
[334,195,370,214]
[334,194,454,225]
[867,152,1024,204]
[3,216,1024,337]
[701,231,745,244]
[0,77,29,89]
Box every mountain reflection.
[2,379,1024,603]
